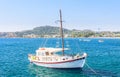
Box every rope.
[56,38,60,48]
[74,38,83,53]
[85,63,98,75]
[40,38,46,47]
[43,37,49,47]
[85,62,102,76]
[77,38,81,50]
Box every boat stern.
[28,54,36,62]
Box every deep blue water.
[0,38,120,77]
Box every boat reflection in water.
[28,64,117,77]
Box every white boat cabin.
[36,48,68,56]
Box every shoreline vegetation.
[0,26,120,38]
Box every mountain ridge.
[0,26,120,38]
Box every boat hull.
[31,58,86,68]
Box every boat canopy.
[36,48,69,53]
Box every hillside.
[0,26,120,38]
[0,26,71,38]
[15,26,71,37]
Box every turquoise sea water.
[0,38,120,77]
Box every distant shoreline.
[1,26,120,38]
[1,37,120,39]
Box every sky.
[0,0,120,32]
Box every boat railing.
[28,54,36,58]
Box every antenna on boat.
[59,9,64,56]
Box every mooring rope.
[85,63,98,75]
[85,61,104,76]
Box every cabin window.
[37,52,41,56]
[46,52,49,56]
[51,52,53,55]
[63,58,65,60]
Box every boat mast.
[59,9,64,56]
